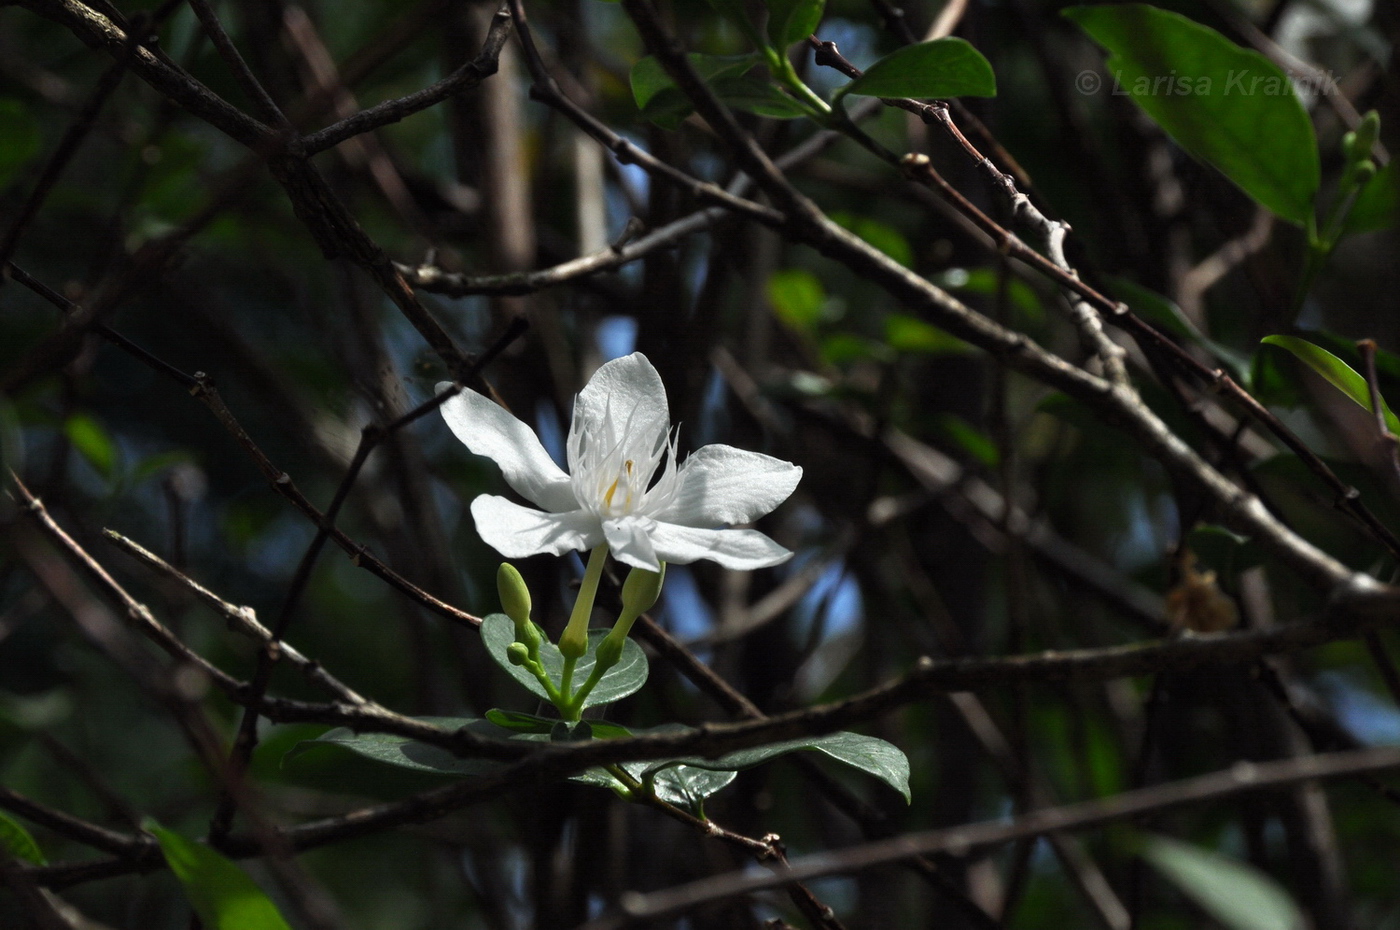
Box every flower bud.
[621,564,665,615]
[497,563,532,625]
[505,642,531,666]
[593,635,624,673]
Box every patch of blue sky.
[1112,490,1177,572]
[534,397,567,469]
[809,18,878,96]
[595,315,639,361]
[245,512,315,579]
[1317,671,1400,744]
[691,365,731,448]
[789,555,864,642]
[660,564,715,644]
[613,134,652,202]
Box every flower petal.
[470,496,603,558]
[439,383,577,513]
[570,353,669,462]
[603,516,662,572]
[651,445,802,527]
[649,522,794,570]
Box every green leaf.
[1063,4,1319,226]
[766,0,825,49]
[145,821,293,930]
[936,413,998,467]
[1260,335,1400,434]
[631,54,760,129]
[65,413,117,477]
[0,810,45,865]
[481,613,648,709]
[768,268,826,332]
[649,731,911,802]
[843,38,996,101]
[1141,835,1306,930]
[0,98,41,191]
[884,314,974,355]
[286,717,511,778]
[710,76,811,119]
[1344,161,1398,234]
[831,213,913,267]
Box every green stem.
[557,544,608,713]
[559,656,579,715]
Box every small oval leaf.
[145,821,293,930]
[0,810,45,865]
[767,0,826,49]
[1142,835,1306,930]
[1260,334,1400,434]
[843,38,996,101]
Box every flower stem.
[558,544,608,702]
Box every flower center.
[603,460,634,511]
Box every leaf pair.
[480,612,649,709]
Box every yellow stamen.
[603,460,634,510]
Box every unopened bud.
[594,635,624,673]
[621,564,666,615]
[506,642,530,666]
[497,563,532,625]
[1344,111,1381,164]
[1355,160,1377,186]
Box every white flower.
[439,352,801,572]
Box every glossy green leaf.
[768,268,826,332]
[1064,4,1319,225]
[1260,335,1400,434]
[481,613,648,709]
[884,314,974,355]
[649,730,911,802]
[0,810,45,865]
[146,821,292,930]
[0,99,41,191]
[766,0,825,49]
[286,717,510,778]
[1142,835,1305,930]
[843,38,996,101]
[631,54,760,130]
[1345,161,1398,234]
[65,414,116,477]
